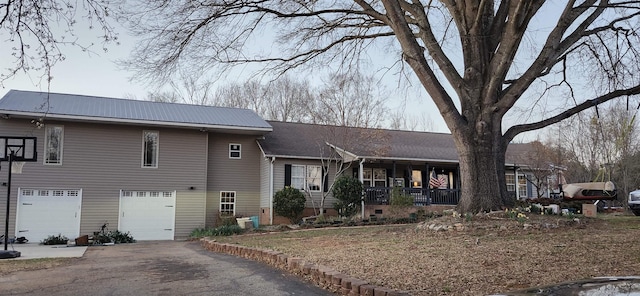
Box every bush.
[390,186,414,207]
[273,187,307,224]
[108,230,136,244]
[189,225,244,238]
[332,175,363,217]
[42,234,69,245]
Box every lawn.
[213,213,640,295]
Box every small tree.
[332,175,363,218]
[273,187,306,224]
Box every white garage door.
[118,190,176,240]
[16,188,82,243]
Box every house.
[257,121,538,223]
[0,90,540,242]
[0,90,271,242]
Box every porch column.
[359,158,365,219]
[392,161,396,182]
[426,164,430,202]
[514,166,520,200]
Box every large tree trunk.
[454,129,507,213]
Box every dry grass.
[0,257,74,275]
[215,213,640,295]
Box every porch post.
[359,158,365,219]
[425,164,430,202]
[392,161,396,183]
[514,166,520,200]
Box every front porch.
[364,187,461,206]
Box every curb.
[201,238,410,296]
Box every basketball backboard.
[0,137,37,162]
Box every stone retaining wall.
[201,238,410,296]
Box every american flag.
[429,170,442,188]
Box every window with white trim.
[518,176,528,198]
[229,144,241,159]
[44,125,63,164]
[142,130,159,168]
[220,191,236,215]
[291,165,306,190]
[306,165,322,192]
[360,168,387,187]
[505,174,516,192]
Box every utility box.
[583,204,597,217]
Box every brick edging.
[200,238,410,296]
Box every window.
[362,169,372,187]
[142,131,159,168]
[220,191,236,215]
[44,125,63,164]
[518,176,528,198]
[307,165,322,192]
[411,170,422,188]
[361,168,387,187]
[505,174,516,192]
[229,144,241,159]
[373,169,387,187]
[291,165,305,190]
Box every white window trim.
[306,165,322,192]
[44,125,64,165]
[219,191,236,216]
[291,164,306,190]
[229,143,242,159]
[142,130,159,168]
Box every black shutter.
[386,169,393,187]
[353,167,359,178]
[421,169,427,189]
[323,166,329,192]
[284,164,292,187]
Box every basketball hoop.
[11,162,24,174]
[0,136,37,254]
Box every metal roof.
[0,90,272,133]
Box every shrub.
[108,230,136,244]
[217,214,238,227]
[189,225,244,238]
[273,187,307,224]
[390,186,414,207]
[332,175,363,218]
[42,234,68,245]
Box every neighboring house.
[0,90,542,242]
[0,90,271,242]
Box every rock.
[523,223,532,230]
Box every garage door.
[118,190,176,240]
[16,188,82,243]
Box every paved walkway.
[2,243,87,260]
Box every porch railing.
[364,187,460,206]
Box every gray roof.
[259,121,533,164]
[259,121,460,162]
[0,90,272,133]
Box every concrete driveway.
[0,241,333,296]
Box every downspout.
[269,156,275,225]
[359,158,365,219]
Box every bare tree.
[213,76,313,122]
[311,72,387,128]
[122,1,640,213]
[0,0,119,87]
